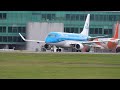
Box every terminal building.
[0,11,120,51]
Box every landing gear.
[116,47,120,53]
[76,50,81,52]
[56,48,61,52]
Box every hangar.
[0,11,120,51]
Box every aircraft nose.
[45,37,55,43]
[45,38,51,43]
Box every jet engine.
[84,46,91,52]
[44,44,51,50]
[71,43,84,50]
[116,47,120,53]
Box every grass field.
[0,52,120,79]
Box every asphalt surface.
[0,50,120,54]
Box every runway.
[0,50,120,54]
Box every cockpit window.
[48,34,56,37]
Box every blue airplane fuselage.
[45,32,89,43]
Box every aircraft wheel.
[59,49,61,52]
[116,47,120,53]
[56,49,59,52]
[76,50,81,52]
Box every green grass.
[0,52,120,79]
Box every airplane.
[91,21,120,52]
[19,14,109,52]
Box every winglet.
[19,33,45,43]
[19,33,26,41]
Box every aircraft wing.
[88,35,109,40]
[92,35,109,38]
[81,40,112,44]
[19,33,45,43]
[89,44,105,49]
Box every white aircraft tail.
[80,14,90,36]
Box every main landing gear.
[56,48,62,52]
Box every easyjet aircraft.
[92,21,120,52]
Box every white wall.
[26,22,64,51]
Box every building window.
[99,15,103,21]
[104,29,109,34]
[80,28,83,33]
[99,28,102,34]
[8,26,26,33]
[71,15,75,21]
[84,14,87,20]
[0,26,6,33]
[116,15,120,21]
[0,27,2,32]
[47,14,51,20]
[76,15,79,21]
[0,13,6,19]
[0,36,2,42]
[0,14,2,19]
[66,14,70,20]
[74,28,78,33]
[12,27,17,33]
[42,14,46,20]
[95,28,98,34]
[109,29,112,34]
[103,15,107,21]
[95,15,99,21]
[18,27,22,33]
[8,36,13,42]
[51,14,55,20]
[3,36,7,42]
[109,15,114,21]
[8,27,12,33]
[13,36,18,42]
[80,14,84,21]
[3,13,6,19]
[71,28,74,33]
[3,27,6,33]
[20,27,26,33]
[67,28,70,33]
[64,28,66,32]
[90,28,94,34]
[91,14,94,21]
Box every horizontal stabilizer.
[89,35,109,39]
[82,39,113,44]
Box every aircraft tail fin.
[113,21,119,39]
[80,14,90,36]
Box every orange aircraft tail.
[113,21,119,39]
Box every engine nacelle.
[71,43,84,50]
[84,46,91,52]
[44,44,51,50]
[116,47,120,53]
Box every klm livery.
[45,32,90,50]
[19,14,107,52]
